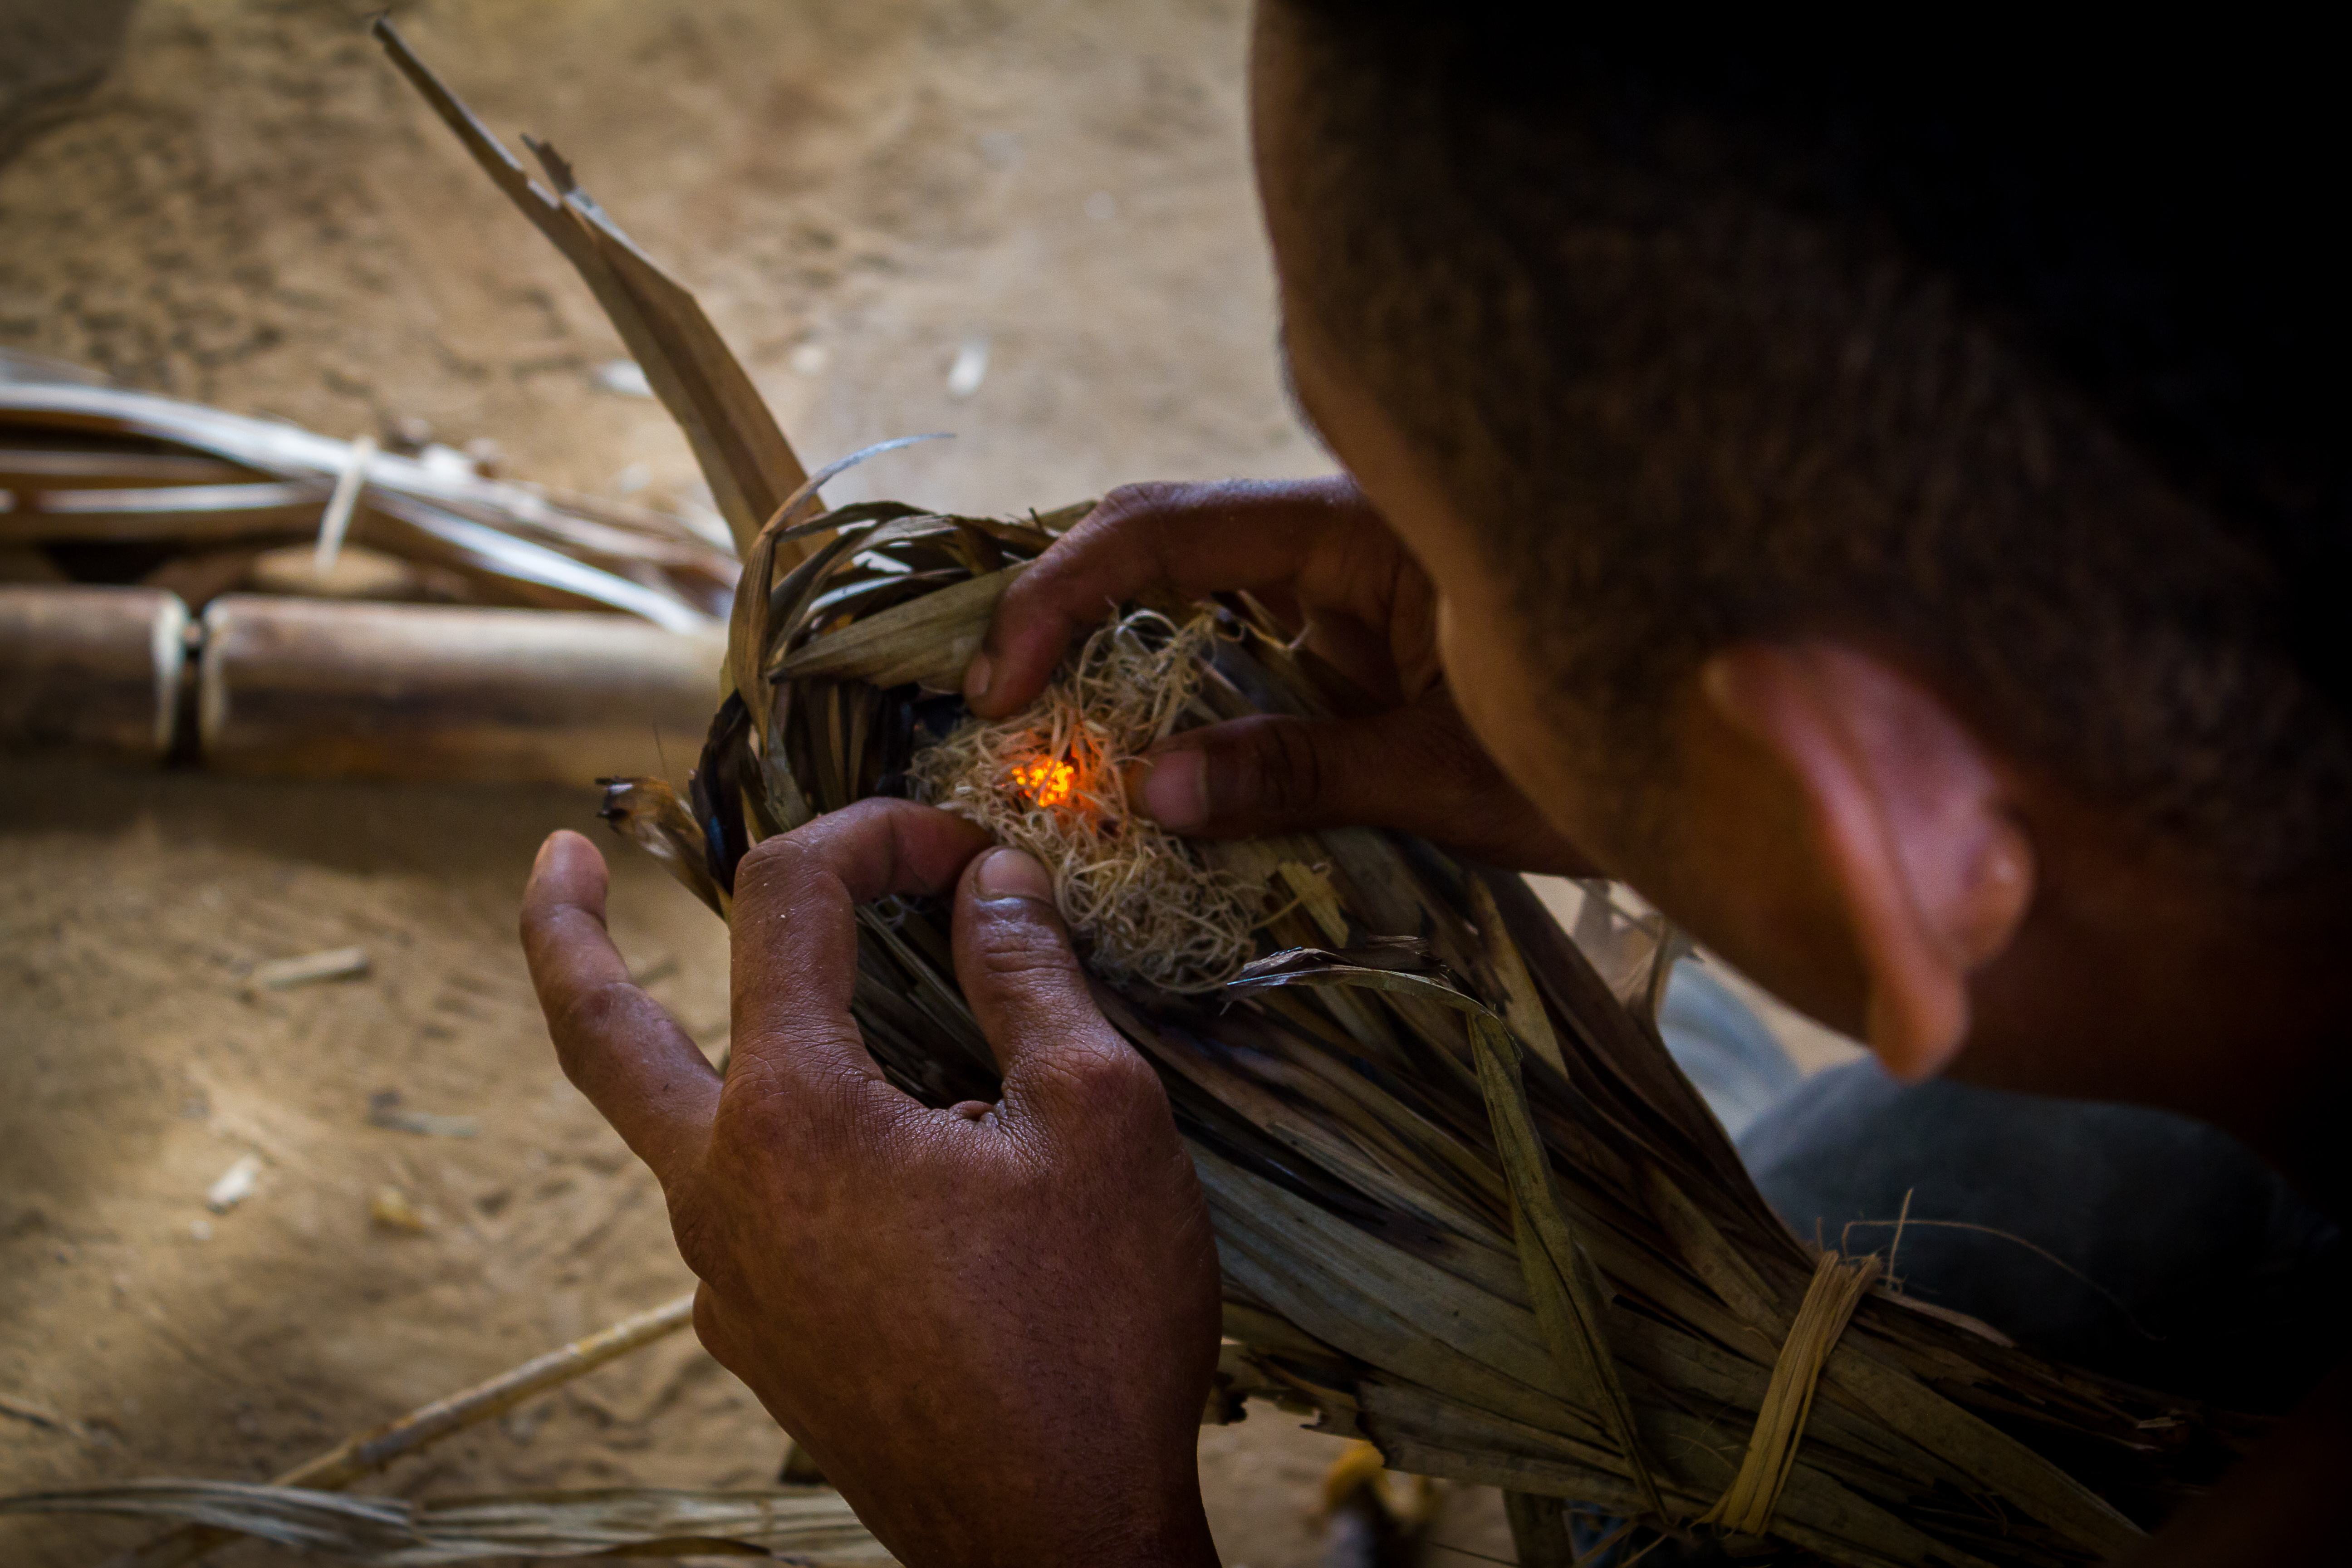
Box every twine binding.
[1701,1250,1883,1535]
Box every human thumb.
[1130,696,1594,874]
[950,847,1149,1110]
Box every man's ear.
[1700,642,2036,1080]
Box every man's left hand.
[519,799,1225,1568]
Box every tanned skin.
[519,6,2348,1563]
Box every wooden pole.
[195,594,724,785]
[0,584,185,762]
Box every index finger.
[520,830,720,1186]
[968,475,1378,717]
[726,799,994,1103]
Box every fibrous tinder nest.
[907,608,1259,992]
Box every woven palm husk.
[377,21,2264,1567]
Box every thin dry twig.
[94,1293,694,1568]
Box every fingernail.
[962,651,994,707]
[972,846,1052,902]
[1138,748,1209,831]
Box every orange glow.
[1012,755,1077,808]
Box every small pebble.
[205,1154,262,1213]
[370,1186,429,1234]
[946,338,988,399]
[596,358,655,397]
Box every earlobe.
[1701,645,2037,1082]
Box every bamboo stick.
[0,446,253,489]
[1,482,321,545]
[194,594,723,785]
[3,382,735,632]
[98,1292,696,1568]
[0,584,185,761]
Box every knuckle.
[1091,480,1183,526]
[1051,1053,1182,1161]
[1012,484,1200,651]
[1238,716,1326,822]
[548,980,644,1068]
[1395,698,1494,801]
[1029,1032,1164,1119]
[690,1283,740,1359]
[1392,706,1465,780]
[670,1189,748,1301]
[967,903,1081,984]
[732,833,807,894]
[1067,1039,1162,1102]
[1050,485,1173,571]
[674,1215,725,1288]
[709,1042,880,1161]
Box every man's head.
[1250,5,2352,1112]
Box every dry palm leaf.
[0,1481,889,1565]
[378,22,2263,1567]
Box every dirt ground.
[0,2,1531,1563]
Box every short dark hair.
[1274,5,2350,883]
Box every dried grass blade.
[3,1481,890,1565]
[1468,1013,1667,1522]
[1196,1152,1602,1440]
[730,435,955,713]
[771,563,1028,689]
[1478,870,1771,1233]
[1465,873,1569,1076]
[597,777,726,917]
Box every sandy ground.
[0,2,1536,1563]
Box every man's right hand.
[968,476,1592,875]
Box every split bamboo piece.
[196,595,725,786]
[0,584,185,761]
[2,349,739,632]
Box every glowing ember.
[1011,756,1077,808]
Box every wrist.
[1069,1514,1219,1568]
[1032,1488,1218,1568]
